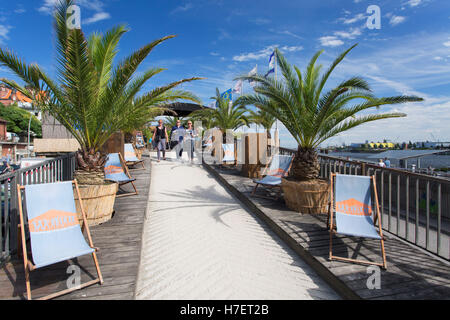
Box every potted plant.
[244,108,277,178]
[190,88,249,162]
[235,44,423,214]
[0,0,201,225]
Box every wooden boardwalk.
[0,157,151,300]
[205,164,450,300]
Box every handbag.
[170,140,178,149]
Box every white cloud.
[170,3,193,15]
[406,0,422,7]
[210,52,219,56]
[38,0,109,25]
[319,36,344,47]
[444,38,450,47]
[0,25,11,44]
[83,12,110,24]
[250,18,271,25]
[38,0,59,13]
[340,13,366,25]
[232,45,303,62]
[390,15,406,26]
[334,28,362,39]
[279,30,302,39]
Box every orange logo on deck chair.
[336,198,372,216]
[105,165,123,175]
[224,150,234,157]
[267,168,286,177]
[29,210,78,233]
[124,151,134,158]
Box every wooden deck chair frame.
[17,180,104,300]
[251,154,294,200]
[125,145,146,171]
[328,173,387,269]
[107,153,138,198]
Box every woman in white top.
[184,121,198,163]
[378,159,386,168]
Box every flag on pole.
[221,89,233,101]
[248,65,257,87]
[233,80,243,95]
[265,51,275,78]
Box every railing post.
[437,183,441,257]
[8,172,20,257]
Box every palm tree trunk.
[291,146,320,180]
[74,148,107,185]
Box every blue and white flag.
[221,89,233,101]
[232,80,243,95]
[265,51,275,78]
[248,65,257,87]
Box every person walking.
[152,119,169,162]
[171,120,185,161]
[384,157,391,168]
[378,158,386,168]
[184,120,198,164]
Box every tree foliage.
[0,0,202,172]
[0,103,42,137]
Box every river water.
[320,151,450,170]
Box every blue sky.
[1,0,450,147]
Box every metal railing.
[278,147,450,260]
[1,153,76,264]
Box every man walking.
[171,120,185,161]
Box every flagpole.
[274,51,279,146]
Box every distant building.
[0,117,28,162]
[368,142,395,149]
[416,141,450,149]
[0,84,42,120]
[349,142,395,149]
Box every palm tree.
[0,0,201,183]
[165,116,186,129]
[190,88,249,140]
[235,44,423,180]
[247,108,276,137]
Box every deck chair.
[252,154,294,199]
[222,144,236,164]
[17,180,103,300]
[328,173,387,269]
[104,153,138,198]
[124,143,145,170]
[202,136,213,149]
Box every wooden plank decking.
[205,164,450,300]
[0,157,151,300]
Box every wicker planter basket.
[241,164,263,179]
[281,178,330,214]
[74,181,118,227]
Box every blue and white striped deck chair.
[222,144,235,164]
[104,153,138,197]
[17,181,103,300]
[124,143,145,170]
[329,173,387,269]
[202,136,213,148]
[252,154,293,199]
